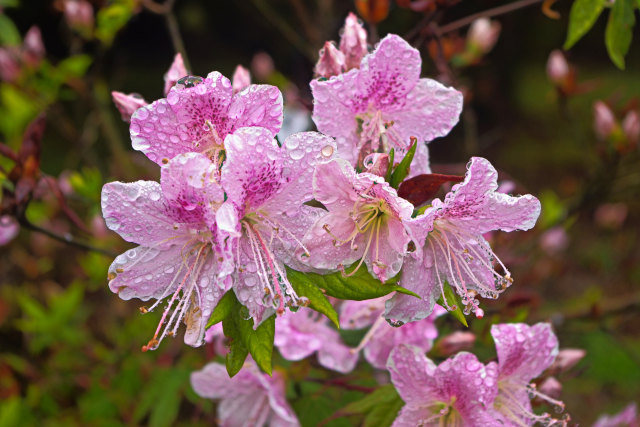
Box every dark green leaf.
[288,262,419,302]
[205,290,235,328]
[389,140,417,189]
[286,266,339,327]
[384,148,395,183]
[436,282,468,327]
[564,0,606,49]
[363,396,404,427]
[222,295,250,377]
[0,14,21,45]
[605,0,635,69]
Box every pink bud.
[546,50,569,86]
[538,376,562,400]
[163,53,189,96]
[622,110,640,144]
[232,65,251,94]
[22,26,45,66]
[467,18,501,54]
[0,49,20,82]
[63,0,94,32]
[539,226,569,254]
[362,153,389,177]
[0,216,19,246]
[549,348,586,374]
[594,202,628,230]
[593,101,617,140]
[111,91,148,122]
[315,41,345,78]
[339,12,368,70]
[251,52,274,81]
[433,331,476,356]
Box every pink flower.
[385,157,540,323]
[315,41,346,78]
[216,127,337,326]
[547,50,570,87]
[63,0,94,33]
[232,65,251,93]
[274,308,358,373]
[593,403,639,427]
[111,92,147,123]
[341,297,445,369]
[130,71,283,166]
[340,12,368,70]
[432,331,476,357]
[191,361,299,427]
[548,348,586,374]
[299,158,415,282]
[22,27,45,67]
[622,110,640,144]
[467,18,501,54]
[0,216,19,245]
[594,101,617,140]
[163,53,189,96]
[387,344,500,426]
[101,152,227,350]
[311,34,462,175]
[491,323,567,426]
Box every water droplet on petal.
[321,145,334,158]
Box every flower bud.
[22,26,45,67]
[622,110,640,145]
[163,53,189,96]
[593,101,617,140]
[251,52,274,81]
[467,18,501,54]
[538,376,562,400]
[548,348,586,374]
[63,0,94,34]
[355,0,390,24]
[362,153,389,177]
[315,41,345,78]
[0,216,19,246]
[594,203,628,230]
[111,91,148,122]
[339,12,368,70]
[546,50,569,87]
[539,226,569,254]
[0,49,20,82]
[232,65,251,93]
[433,331,476,356]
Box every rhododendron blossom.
[130,71,283,166]
[299,158,415,282]
[593,403,639,427]
[311,33,463,175]
[385,157,541,323]
[387,344,500,426]
[191,361,299,427]
[102,152,227,350]
[216,127,337,325]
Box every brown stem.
[439,0,544,34]
[141,0,192,70]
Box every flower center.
[356,108,406,166]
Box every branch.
[141,0,192,71]
[439,0,544,34]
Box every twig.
[19,216,116,257]
[305,377,375,393]
[141,0,192,71]
[439,0,544,34]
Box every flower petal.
[228,84,283,136]
[384,255,437,324]
[302,212,365,271]
[163,53,188,96]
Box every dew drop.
[321,145,334,158]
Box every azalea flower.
[314,12,367,78]
[129,71,283,166]
[491,323,567,426]
[385,157,541,323]
[311,33,462,175]
[191,361,299,427]
[216,127,337,326]
[593,403,639,427]
[341,297,445,369]
[102,152,227,350]
[299,158,415,282]
[387,344,500,426]
[274,307,358,373]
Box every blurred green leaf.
[435,281,468,327]
[289,262,418,301]
[0,14,20,45]
[539,190,566,229]
[389,141,417,189]
[69,167,103,201]
[286,266,339,327]
[95,0,136,45]
[340,384,399,414]
[363,397,403,427]
[605,0,635,69]
[564,0,606,49]
[133,368,189,427]
[56,55,93,80]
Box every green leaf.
[363,397,404,427]
[564,0,606,49]
[605,0,636,69]
[286,266,340,327]
[222,310,250,377]
[205,290,235,328]
[435,282,468,327]
[56,55,93,79]
[288,262,419,301]
[384,148,395,183]
[340,384,399,414]
[0,14,20,45]
[389,140,417,189]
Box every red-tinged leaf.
[0,143,18,162]
[17,113,45,169]
[43,176,91,234]
[398,173,464,206]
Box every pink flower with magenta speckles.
[191,361,299,427]
[387,344,500,426]
[275,307,358,373]
[102,152,227,350]
[491,323,567,426]
[130,71,283,166]
[298,158,415,282]
[341,297,445,369]
[216,127,337,326]
[385,157,541,323]
[311,34,462,175]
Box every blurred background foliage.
[0,0,639,425]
